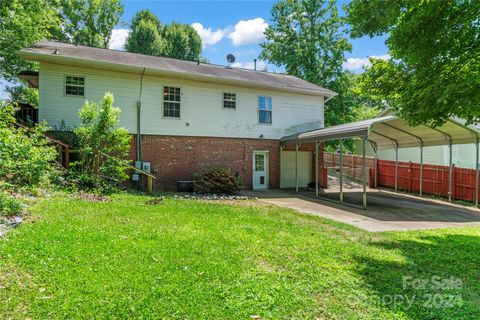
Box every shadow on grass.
[354,232,480,319]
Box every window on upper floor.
[163,86,181,118]
[65,75,85,96]
[258,96,272,124]
[223,92,236,109]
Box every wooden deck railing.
[15,122,70,168]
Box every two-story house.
[19,41,335,190]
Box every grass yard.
[1,193,480,319]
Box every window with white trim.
[65,76,85,96]
[223,92,236,109]
[258,96,272,124]
[163,86,181,118]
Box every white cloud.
[343,54,391,71]
[109,28,129,50]
[191,23,229,46]
[229,18,268,46]
[232,60,267,70]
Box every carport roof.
[281,115,480,149]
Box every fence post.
[420,144,424,196]
[475,139,479,207]
[339,140,344,203]
[295,143,299,192]
[315,141,319,197]
[408,161,413,192]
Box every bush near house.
[193,166,242,194]
[0,193,22,217]
[69,93,131,192]
[0,101,56,188]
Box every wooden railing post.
[147,176,153,194]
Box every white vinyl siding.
[39,62,325,138]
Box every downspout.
[137,67,146,162]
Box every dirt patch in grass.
[75,193,111,203]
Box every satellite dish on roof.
[226,53,236,67]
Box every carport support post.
[362,137,367,209]
[394,145,399,192]
[295,143,299,192]
[419,144,424,196]
[339,139,344,203]
[315,141,319,197]
[475,138,479,207]
[448,141,453,202]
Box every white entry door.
[253,151,269,190]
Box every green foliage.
[346,0,480,126]
[52,0,124,48]
[0,102,56,187]
[125,18,165,55]
[0,0,58,80]
[354,58,403,111]
[72,93,131,192]
[193,166,242,194]
[125,9,203,61]
[0,0,123,80]
[5,83,39,107]
[0,193,22,217]
[260,0,382,128]
[260,0,351,86]
[162,23,202,61]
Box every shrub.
[0,193,22,217]
[193,166,242,194]
[70,93,131,192]
[0,101,56,187]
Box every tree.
[261,0,374,127]
[125,9,203,61]
[354,58,404,112]
[260,0,351,87]
[162,23,202,61]
[1,0,123,111]
[125,15,165,55]
[0,0,58,81]
[346,0,480,126]
[5,84,39,108]
[73,93,131,191]
[0,101,56,187]
[52,0,124,48]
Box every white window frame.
[64,75,85,97]
[258,95,272,125]
[223,92,237,109]
[162,85,182,119]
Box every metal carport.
[281,115,480,209]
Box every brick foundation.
[129,135,281,191]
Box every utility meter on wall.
[142,161,151,174]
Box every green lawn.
[1,194,479,319]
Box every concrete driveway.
[245,189,480,232]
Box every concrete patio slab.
[244,189,480,232]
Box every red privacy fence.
[324,152,479,203]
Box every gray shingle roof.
[19,41,335,97]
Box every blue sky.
[1,0,389,99]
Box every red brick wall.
[129,135,281,190]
